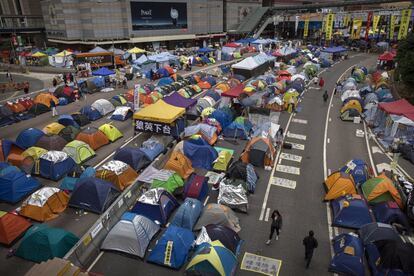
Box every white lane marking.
[323,64,355,258]
[356,129,365,137]
[363,121,378,177]
[290,142,305,150]
[271,177,297,189]
[276,164,300,175]
[265,208,271,222]
[327,138,330,144]
[371,146,383,154]
[87,251,104,272]
[280,152,302,163]
[286,131,307,140]
[203,195,210,206]
[328,169,332,175]
[292,118,308,124]
[376,163,391,173]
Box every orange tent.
[19,187,69,222]
[33,93,58,108]
[197,81,212,89]
[0,140,24,162]
[0,211,31,245]
[6,102,26,113]
[240,137,276,167]
[96,160,138,191]
[215,82,230,92]
[75,127,109,150]
[324,171,356,200]
[164,151,194,179]
[362,173,403,208]
[164,65,175,75]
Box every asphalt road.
[0,73,45,101]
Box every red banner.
[365,11,373,41]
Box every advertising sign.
[372,15,380,34]
[398,9,412,40]
[74,53,114,68]
[389,15,397,40]
[325,13,334,40]
[303,15,310,38]
[130,1,188,31]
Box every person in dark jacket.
[50,96,58,117]
[323,90,329,102]
[266,210,282,245]
[303,230,318,268]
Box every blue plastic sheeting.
[92,67,114,76]
[171,198,202,230]
[0,171,40,203]
[15,128,44,149]
[322,46,348,53]
[197,47,215,53]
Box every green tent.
[151,173,184,194]
[99,124,123,142]
[213,147,234,172]
[362,178,394,204]
[62,140,96,164]
[15,224,79,263]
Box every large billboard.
[130,1,188,31]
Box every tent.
[227,161,258,194]
[70,112,90,127]
[196,224,242,255]
[96,160,138,191]
[59,166,96,192]
[171,198,202,230]
[33,93,58,108]
[329,233,364,276]
[15,224,79,263]
[101,212,159,258]
[373,239,414,274]
[0,140,23,162]
[62,140,95,164]
[184,174,209,201]
[331,194,373,229]
[98,124,123,142]
[180,138,218,170]
[221,84,245,98]
[223,117,253,140]
[35,135,67,151]
[147,225,194,269]
[22,147,47,174]
[80,105,102,121]
[164,151,194,179]
[139,137,165,162]
[0,105,15,127]
[43,123,65,136]
[58,125,80,142]
[28,103,50,115]
[0,211,31,245]
[340,108,360,121]
[69,177,120,214]
[19,187,69,222]
[128,47,146,54]
[92,67,114,76]
[163,92,197,109]
[362,173,403,208]
[57,115,79,129]
[240,137,276,168]
[91,99,115,116]
[111,106,132,121]
[186,240,237,276]
[184,124,218,145]
[15,128,45,149]
[113,147,150,171]
[358,222,400,245]
[131,188,179,225]
[194,203,241,233]
[0,171,40,203]
[218,180,248,212]
[339,159,369,186]
[133,100,185,124]
[324,171,356,200]
[341,100,362,114]
[75,127,109,150]
[39,151,76,180]
[151,173,184,195]
[372,201,410,230]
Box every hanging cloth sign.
[372,15,380,35]
[325,13,334,40]
[303,15,310,38]
[351,19,362,40]
[398,9,412,40]
[389,15,397,40]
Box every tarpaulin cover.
[163,92,197,109]
[92,67,114,76]
[218,182,248,212]
[133,100,185,124]
[379,99,414,121]
[221,84,246,98]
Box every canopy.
[231,57,259,70]
[223,42,241,48]
[378,99,414,121]
[133,100,185,124]
[197,47,215,53]
[55,50,72,57]
[128,47,146,54]
[378,51,396,61]
[163,92,197,109]
[92,67,115,77]
[89,46,109,53]
[321,46,348,53]
[31,52,47,58]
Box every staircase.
[230,7,270,35]
[252,16,273,38]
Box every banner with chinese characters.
[398,9,412,40]
[351,19,362,40]
[325,13,334,40]
[303,15,310,38]
[389,15,397,40]
[344,15,350,28]
[372,15,380,34]
[135,120,174,135]
[321,15,327,33]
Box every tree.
[396,32,414,87]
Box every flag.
[398,9,412,40]
[325,13,334,40]
[372,15,380,34]
[303,15,310,38]
[389,15,396,40]
[351,19,362,40]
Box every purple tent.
[163,92,197,109]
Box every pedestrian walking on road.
[303,230,318,269]
[50,97,58,117]
[318,77,325,90]
[266,210,282,245]
[323,90,329,103]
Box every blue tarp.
[171,198,202,230]
[331,195,373,229]
[330,233,365,276]
[197,47,215,53]
[209,108,234,129]
[92,67,114,77]
[0,171,40,203]
[147,225,194,269]
[322,46,348,53]
[69,177,120,214]
[15,128,44,149]
[113,147,150,171]
[340,159,369,186]
[183,138,218,170]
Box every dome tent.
[171,198,202,230]
[0,170,40,203]
[0,211,31,245]
[75,127,109,150]
[62,140,95,164]
[96,160,138,191]
[15,128,44,149]
[98,123,123,142]
[39,151,76,180]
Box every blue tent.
[197,47,215,53]
[171,198,202,230]
[222,118,253,140]
[373,201,410,231]
[92,67,114,76]
[322,46,348,53]
[184,174,209,202]
[329,233,365,276]
[209,108,234,129]
[80,105,102,121]
[202,224,243,255]
[331,195,373,229]
[69,177,120,214]
[157,77,174,86]
[340,159,369,186]
[201,55,212,65]
[139,138,165,162]
[15,128,44,149]
[365,243,410,276]
[0,170,40,203]
[147,225,194,269]
[156,68,169,78]
[57,115,80,128]
[131,188,179,225]
[183,138,218,170]
[39,151,76,181]
[113,147,150,171]
[203,76,217,86]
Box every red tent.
[379,99,414,121]
[378,52,396,61]
[224,42,241,48]
[221,84,246,98]
[0,211,32,245]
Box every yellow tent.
[43,122,65,135]
[128,47,146,54]
[55,50,72,57]
[133,100,185,124]
[31,52,47,58]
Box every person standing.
[266,210,282,245]
[288,97,296,113]
[323,90,328,103]
[318,77,325,90]
[23,82,29,94]
[303,230,318,269]
[50,97,58,117]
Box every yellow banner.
[343,15,350,27]
[390,15,396,40]
[398,9,412,40]
[351,19,362,40]
[325,13,334,40]
[303,16,310,37]
[321,15,327,33]
[372,15,380,34]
